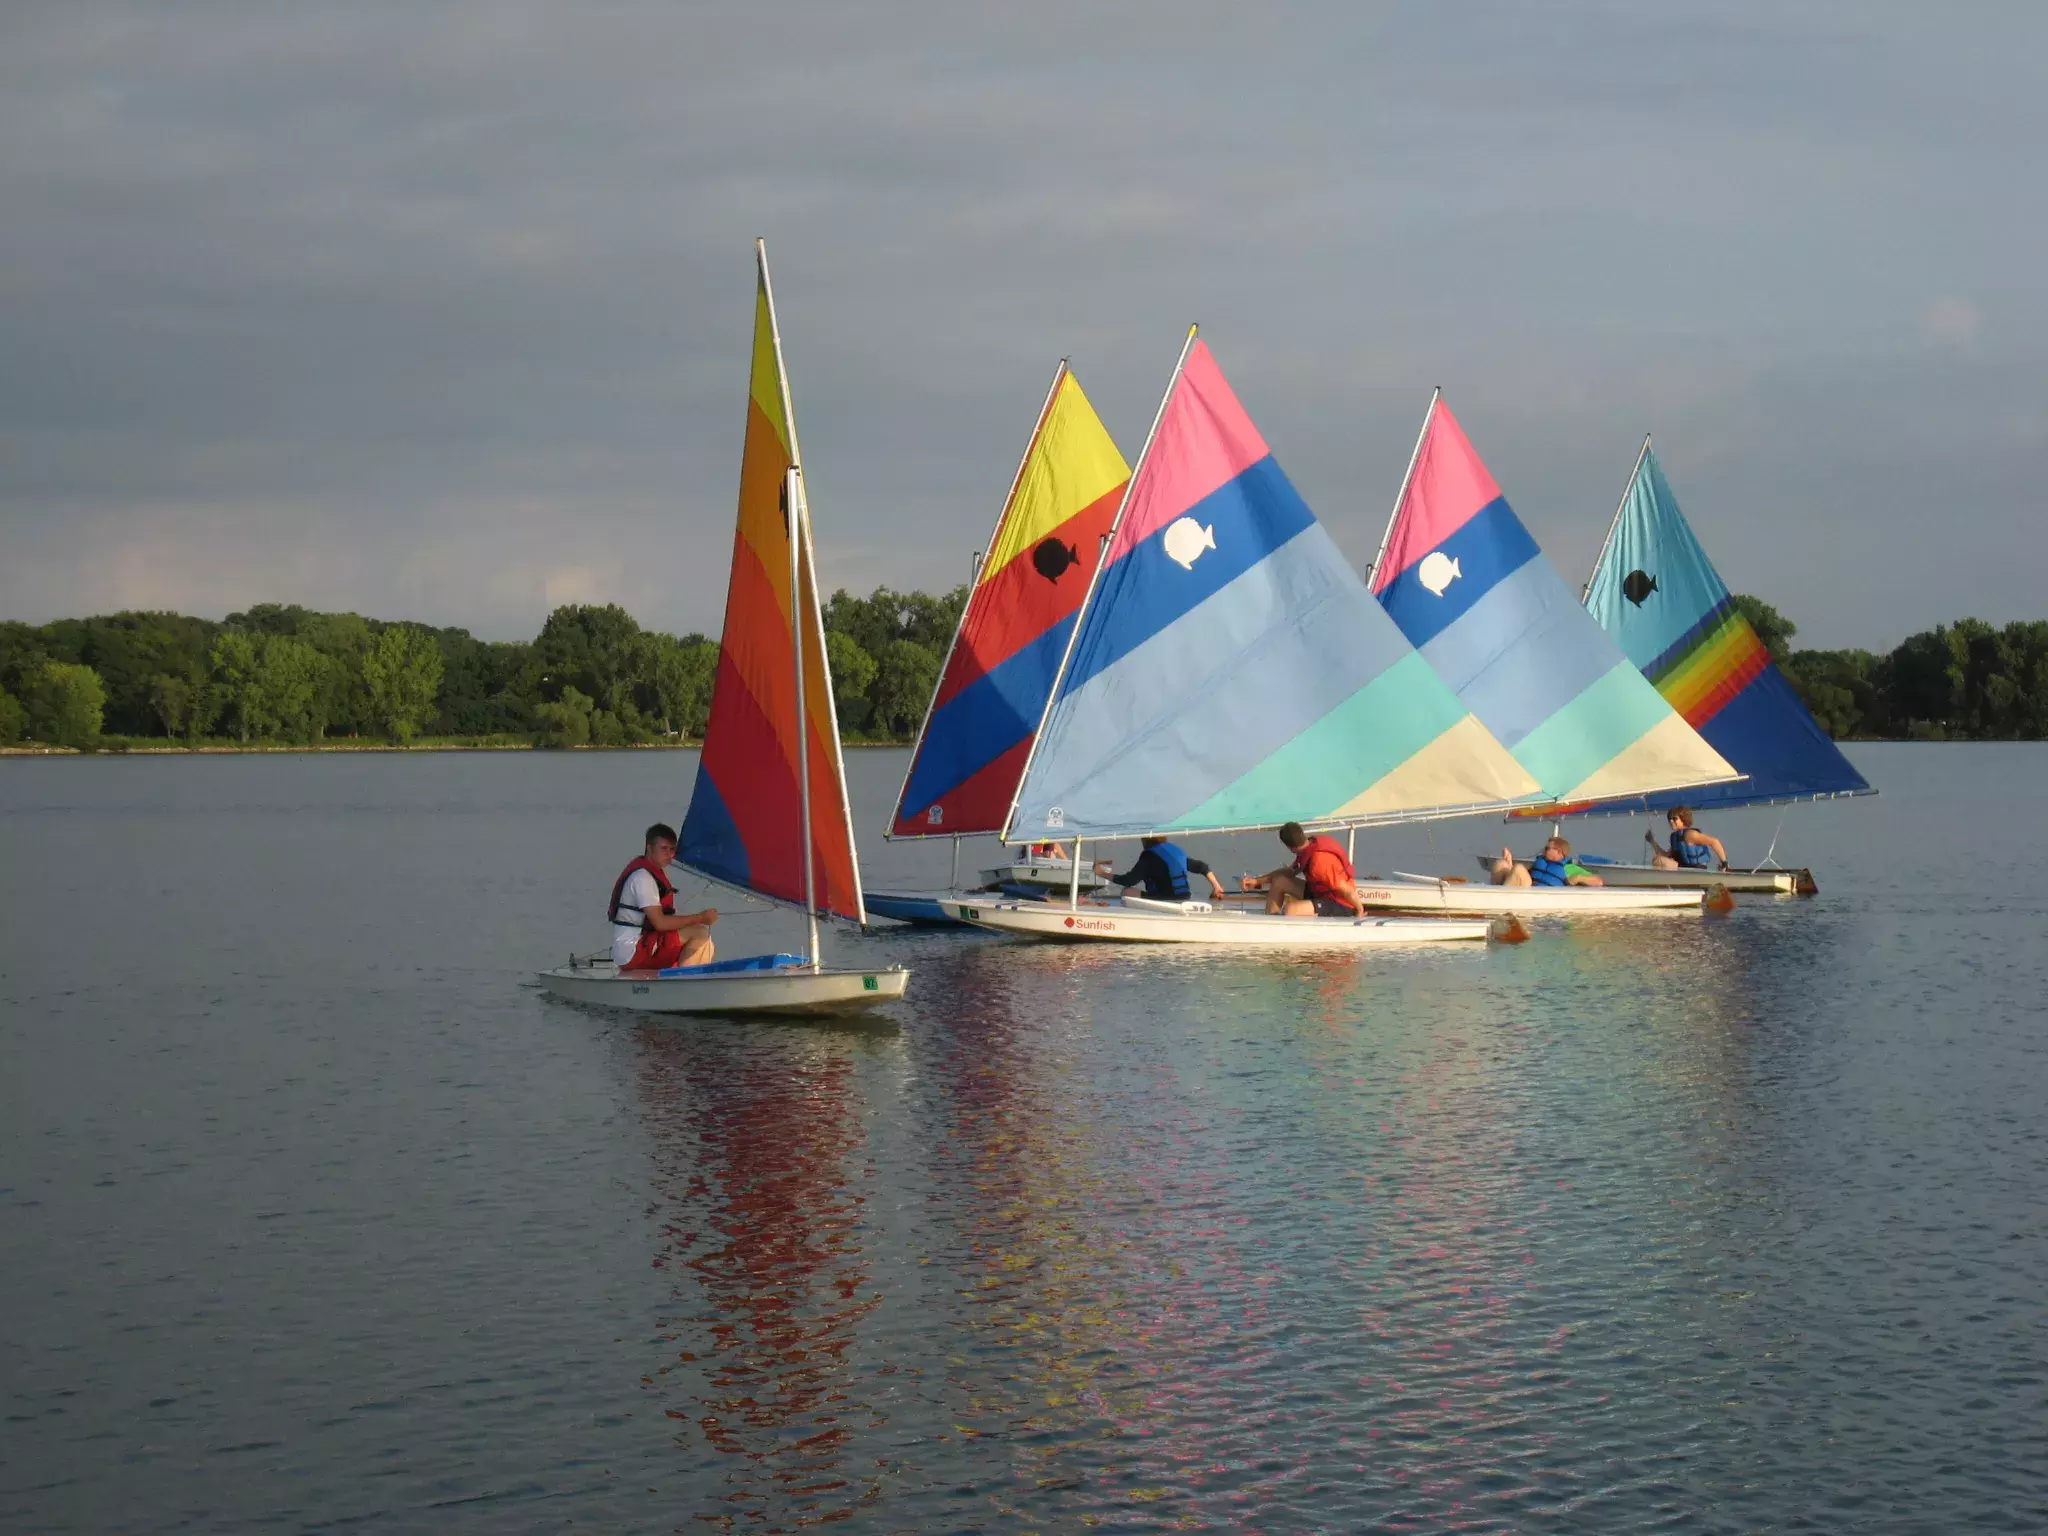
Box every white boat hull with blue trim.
[1470,855,1804,895]
[1364,874,1704,915]
[539,956,909,1014]
[959,894,1493,946]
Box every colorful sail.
[680,242,864,923]
[1003,333,1541,842]
[1559,441,1871,815]
[888,364,1129,837]
[1371,396,1739,806]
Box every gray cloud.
[2,0,2042,648]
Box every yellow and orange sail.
[680,241,863,922]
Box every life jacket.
[1145,841,1191,899]
[1028,842,1061,859]
[1294,834,1356,903]
[608,855,677,930]
[1529,854,1572,887]
[1670,829,1713,868]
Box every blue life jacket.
[1670,829,1713,868]
[1528,855,1572,887]
[1147,841,1191,899]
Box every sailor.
[1243,822,1366,918]
[609,823,718,971]
[1492,835,1605,887]
[1028,840,1071,861]
[1094,835,1226,901]
[1648,806,1729,871]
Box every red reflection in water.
[635,1025,882,1528]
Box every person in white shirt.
[607,823,718,970]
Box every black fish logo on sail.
[1622,569,1659,607]
[1033,538,1081,583]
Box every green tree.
[0,685,26,745]
[824,631,876,733]
[650,634,719,737]
[255,635,329,744]
[209,631,264,743]
[1784,649,1879,738]
[1732,595,1797,665]
[533,684,595,747]
[531,604,645,715]
[870,639,940,738]
[360,624,445,743]
[25,661,107,747]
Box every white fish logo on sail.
[1162,516,1217,571]
[1418,550,1462,596]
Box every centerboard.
[1002,331,1542,844]
[678,240,865,930]
[1540,440,1872,817]
[888,362,1129,838]
[1370,393,1739,808]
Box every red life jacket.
[1294,834,1356,903]
[608,855,677,930]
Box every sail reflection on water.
[634,1024,890,1525]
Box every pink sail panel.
[1370,399,1502,594]
[1107,341,1269,561]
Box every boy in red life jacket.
[609,823,718,971]
[1241,821,1365,918]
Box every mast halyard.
[1585,434,1653,603]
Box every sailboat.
[1356,393,1741,916]
[539,241,909,1013]
[866,362,1130,925]
[1502,439,1873,894]
[961,329,1545,947]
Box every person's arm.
[1093,855,1143,888]
[1566,870,1603,886]
[1690,829,1730,868]
[641,904,717,932]
[1186,857,1226,901]
[1241,863,1291,892]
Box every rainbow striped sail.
[1565,441,1870,815]
[680,242,864,924]
[1003,333,1541,842]
[889,363,1129,838]
[1371,395,1738,807]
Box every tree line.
[1,588,2041,749]
[0,586,967,751]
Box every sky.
[2,1,2042,651]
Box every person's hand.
[1240,874,1260,892]
[701,907,719,924]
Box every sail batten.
[1371,398,1740,806]
[889,364,1130,838]
[1544,444,1872,818]
[680,242,863,926]
[1002,336,1542,842]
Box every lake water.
[2,743,2044,1533]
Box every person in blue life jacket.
[1648,806,1729,871]
[1093,835,1226,902]
[1491,834,1605,887]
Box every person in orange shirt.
[1242,821,1365,918]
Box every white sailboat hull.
[958,895,1492,946]
[977,858,1109,892]
[1364,874,1704,915]
[539,960,910,1014]
[1472,855,1807,895]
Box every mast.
[999,325,1200,845]
[1367,387,1440,588]
[886,360,1069,842]
[1585,434,1652,603]
[758,239,819,966]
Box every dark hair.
[1669,806,1695,827]
[1278,821,1307,848]
[1141,834,1167,847]
[645,822,679,847]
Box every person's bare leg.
[1282,896,1317,918]
[1492,847,1523,886]
[1265,871,1307,915]
[1651,853,1680,869]
[677,926,715,966]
